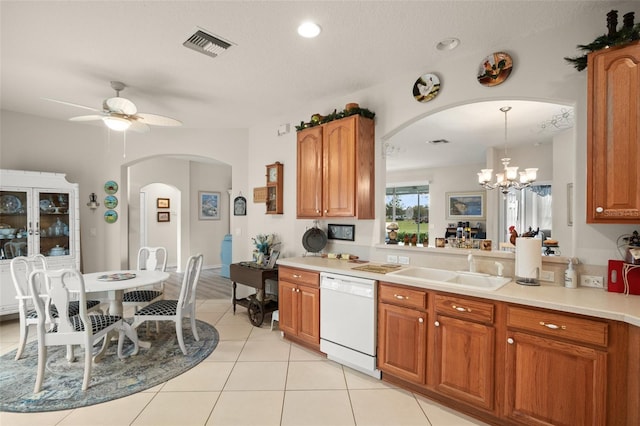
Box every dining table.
[84,269,170,359]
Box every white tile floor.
[0,299,488,426]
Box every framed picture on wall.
[199,191,220,220]
[234,195,247,216]
[157,198,170,209]
[446,191,486,220]
[157,211,170,222]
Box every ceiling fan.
[44,81,182,133]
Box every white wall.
[244,8,636,267]
[1,6,637,271]
[0,110,249,272]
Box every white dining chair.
[10,255,102,360]
[29,268,126,392]
[29,269,124,393]
[123,247,167,315]
[131,254,203,355]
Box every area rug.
[0,319,219,413]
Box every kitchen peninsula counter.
[278,256,640,327]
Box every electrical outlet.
[398,256,410,265]
[387,254,398,264]
[540,270,555,282]
[580,275,604,288]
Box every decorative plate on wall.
[477,52,513,87]
[104,180,118,195]
[104,209,118,224]
[104,195,118,209]
[412,73,441,102]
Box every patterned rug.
[0,319,219,413]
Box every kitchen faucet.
[468,254,476,273]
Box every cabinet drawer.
[379,283,427,310]
[435,294,494,324]
[507,305,608,347]
[278,266,319,287]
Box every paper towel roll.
[515,237,542,283]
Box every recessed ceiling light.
[436,37,460,51]
[298,21,321,38]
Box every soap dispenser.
[564,258,577,288]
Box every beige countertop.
[278,256,640,327]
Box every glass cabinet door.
[37,191,71,258]
[0,190,29,259]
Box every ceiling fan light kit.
[103,116,131,131]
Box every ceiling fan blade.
[69,114,104,122]
[135,112,182,127]
[104,97,137,115]
[128,119,150,133]
[42,97,101,113]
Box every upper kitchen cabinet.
[296,115,375,219]
[0,169,80,315]
[587,41,640,223]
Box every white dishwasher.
[320,272,380,379]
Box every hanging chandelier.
[478,106,538,194]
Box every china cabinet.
[296,115,375,219]
[0,169,80,315]
[587,41,640,223]
[277,266,320,349]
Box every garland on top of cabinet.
[565,10,640,71]
[295,104,375,131]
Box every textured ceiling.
[0,0,617,132]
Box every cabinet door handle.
[596,207,604,213]
[507,338,514,345]
[539,321,566,330]
[452,304,471,313]
[28,221,34,235]
[292,274,302,278]
[394,294,408,300]
[419,318,424,323]
[434,320,439,327]
[35,221,40,236]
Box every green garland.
[295,107,375,131]
[565,10,640,71]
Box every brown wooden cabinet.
[377,282,428,383]
[432,294,495,411]
[504,305,608,425]
[296,115,375,219]
[587,41,640,223]
[277,266,320,349]
[265,162,283,214]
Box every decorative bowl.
[0,228,16,236]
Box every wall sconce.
[87,192,100,210]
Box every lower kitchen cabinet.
[432,294,495,411]
[504,305,609,426]
[376,285,633,425]
[377,282,428,383]
[278,266,320,349]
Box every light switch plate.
[540,270,555,282]
[386,255,398,264]
[398,256,410,265]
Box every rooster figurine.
[509,226,518,245]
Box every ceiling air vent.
[183,30,233,58]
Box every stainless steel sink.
[388,267,510,291]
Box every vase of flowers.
[252,233,279,265]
